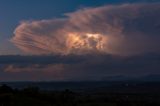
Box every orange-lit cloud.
[12,3,160,56]
[3,64,67,81]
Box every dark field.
[0,81,160,106]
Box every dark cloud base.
[4,2,160,81]
[0,54,160,81]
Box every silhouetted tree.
[0,84,13,93]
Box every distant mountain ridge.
[102,74,160,81]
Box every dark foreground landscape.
[0,81,160,106]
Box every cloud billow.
[12,3,160,56]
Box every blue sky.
[0,0,159,55]
[0,0,160,81]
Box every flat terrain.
[0,81,160,106]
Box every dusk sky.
[0,0,160,81]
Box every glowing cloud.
[66,33,108,54]
[12,3,160,56]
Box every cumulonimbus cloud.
[12,3,160,56]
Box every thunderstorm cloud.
[11,3,160,56]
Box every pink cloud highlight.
[12,3,160,56]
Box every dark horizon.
[0,1,160,106]
[0,54,159,81]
